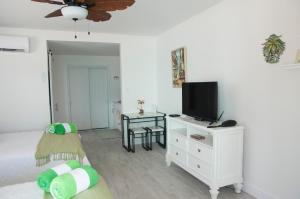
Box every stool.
[129,127,149,153]
[146,126,166,150]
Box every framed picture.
[171,47,186,88]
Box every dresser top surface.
[167,116,244,133]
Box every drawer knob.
[197,164,200,168]
[176,152,179,156]
[198,149,201,152]
[176,139,179,142]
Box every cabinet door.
[170,145,187,166]
[171,132,187,150]
[188,155,212,179]
[189,139,212,163]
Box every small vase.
[139,109,144,115]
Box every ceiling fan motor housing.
[61,6,88,20]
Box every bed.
[0,131,113,198]
[0,181,44,199]
[0,131,90,187]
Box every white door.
[89,68,109,128]
[68,67,109,130]
[68,67,91,130]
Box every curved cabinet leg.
[234,183,243,193]
[209,188,219,199]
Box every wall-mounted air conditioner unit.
[0,35,30,53]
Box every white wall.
[1,1,299,197]
[157,0,300,198]
[0,27,157,133]
[51,55,120,128]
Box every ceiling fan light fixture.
[61,6,88,20]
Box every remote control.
[169,114,180,117]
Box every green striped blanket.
[43,165,106,199]
[44,177,113,199]
[47,123,77,135]
[37,160,81,192]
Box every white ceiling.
[48,41,120,56]
[0,0,221,36]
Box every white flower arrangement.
[137,98,145,115]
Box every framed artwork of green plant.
[262,34,286,64]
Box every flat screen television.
[182,82,218,122]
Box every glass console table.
[121,112,166,152]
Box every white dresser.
[166,116,244,199]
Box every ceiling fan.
[31,0,135,22]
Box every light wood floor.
[81,129,255,199]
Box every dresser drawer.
[171,132,187,150]
[188,139,212,163]
[188,155,211,179]
[170,145,187,165]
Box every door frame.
[47,41,122,127]
[47,50,54,123]
[67,65,110,129]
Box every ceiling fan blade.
[32,0,52,2]
[87,10,111,22]
[76,0,94,4]
[89,0,135,11]
[32,0,65,5]
[45,9,63,18]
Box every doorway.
[47,41,121,131]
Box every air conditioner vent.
[0,35,30,53]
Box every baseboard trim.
[243,182,278,199]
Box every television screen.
[182,82,218,121]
